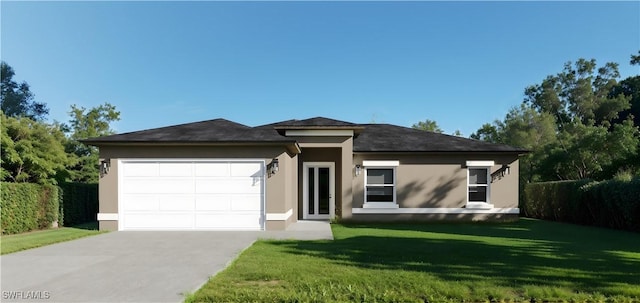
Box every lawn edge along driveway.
[1,226,104,255]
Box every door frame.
[302,162,335,220]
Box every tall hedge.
[522,178,640,232]
[1,182,59,234]
[59,182,98,226]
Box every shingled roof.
[353,124,526,152]
[82,118,295,144]
[272,117,363,129]
[83,117,526,153]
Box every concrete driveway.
[1,222,332,303]
[1,231,260,303]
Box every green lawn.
[0,223,104,255]
[188,219,640,303]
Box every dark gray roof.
[84,117,526,153]
[272,117,362,128]
[354,124,526,152]
[82,118,294,144]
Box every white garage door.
[120,160,264,230]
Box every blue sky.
[2,1,639,136]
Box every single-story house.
[83,117,527,231]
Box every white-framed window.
[362,160,399,208]
[466,161,493,209]
[365,168,395,202]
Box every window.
[365,168,395,203]
[362,160,399,208]
[468,168,489,202]
[466,161,493,208]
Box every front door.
[303,162,335,219]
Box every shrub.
[59,182,98,226]
[1,182,59,234]
[522,178,640,232]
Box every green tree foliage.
[524,59,630,126]
[63,103,120,182]
[631,50,640,66]
[0,62,48,120]
[540,119,638,180]
[470,122,502,143]
[1,112,68,184]
[502,105,557,182]
[412,119,443,133]
[473,55,640,181]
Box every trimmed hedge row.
[59,182,98,226]
[1,182,59,234]
[522,178,640,232]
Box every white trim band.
[363,202,399,209]
[352,208,519,214]
[286,130,354,137]
[266,209,293,221]
[362,160,400,167]
[97,213,119,221]
[466,160,495,167]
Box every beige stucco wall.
[265,151,298,228]
[351,153,520,210]
[97,145,294,231]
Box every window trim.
[363,165,399,208]
[466,162,493,209]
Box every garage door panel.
[230,163,263,177]
[125,179,194,194]
[121,161,264,230]
[124,213,194,229]
[122,195,159,211]
[159,163,193,177]
[159,195,195,211]
[195,179,261,194]
[195,163,230,177]
[231,195,262,211]
[195,195,232,211]
[195,213,262,229]
[123,163,159,177]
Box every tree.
[473,55,640,181]
[610,51,640,128]
[470,122,503,143]
[472,104,557,182]
[412,119,443,133]
[631,50,640,66]
[64,103,120,182]
[540,119,638,180]
[0,62,48,120]
[451,130,463,137]
[524,59,630,127]
[1,112,68,184]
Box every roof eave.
[79,139,301,154]
[353,150,529,154]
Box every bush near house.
[522,178,640,232]
[1,182,59,234]
[59,182,98,226]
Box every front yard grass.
[189,219,640,303]
[0,223,104,255]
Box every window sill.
[363,202,399,209]
[466,202,494,210]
